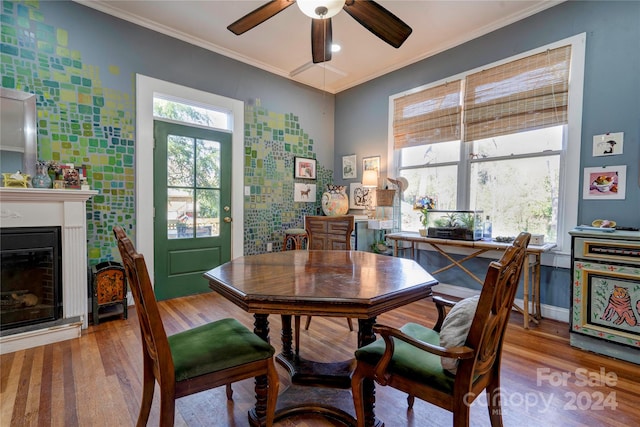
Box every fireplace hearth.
[1,226,62,331]
[0,187,97,354]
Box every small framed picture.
[294,183,316,202]
[349,183,375,210]
[342,154,357,179]
[363,156,381,177]
[59,165,80,189]
[582,165,626,200]
[294,157,316,180]
[592,132,623,157]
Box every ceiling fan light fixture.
[297,0,344,19]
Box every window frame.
[387,34,586,268]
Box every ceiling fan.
[228,0,412,64]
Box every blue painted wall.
[4,1,638,312]
[334,1,640,310]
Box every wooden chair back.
[297,215,356,345]
[113,226,279,426]
[305,215,354,250]
[457,231,531,391]
[351,232,531,427]
[113,226,174,387]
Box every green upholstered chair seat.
[169,318,275,382]
[354,322,455,394]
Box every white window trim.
[387,33,586,269]
[136,75,245,284]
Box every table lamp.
[362,170,378,217]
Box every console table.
[386,232,555,329]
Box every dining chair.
[112,226,279,427]
[351,232,531,427]
[293,215,355,355]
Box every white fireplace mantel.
[0,187,98,354]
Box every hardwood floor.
[1,291,638,426]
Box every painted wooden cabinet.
[569,229,640,364]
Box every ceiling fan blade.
[343,0,412,48]
[228,0,296,35]
[311,19,332,64]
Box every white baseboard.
[0,321,82,355]
[433,283,569,324]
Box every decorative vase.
[321,184,349,216]
[31,162,52,188]
[419,228,428,237]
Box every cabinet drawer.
[574,237,640,265]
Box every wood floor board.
[1,291,638,426]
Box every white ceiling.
[77,0,563,94]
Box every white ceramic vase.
[321,184,349,216]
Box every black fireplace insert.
[1,226,62,331]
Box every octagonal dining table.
[204,249,438,427]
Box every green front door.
[153,120,232,300]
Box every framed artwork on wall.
[342,154,357,179]
[294,183,316,202]
[582,165,626,200]
[592,132,623,157]
[294,157,316,179]
[363,156,381,176]
[349,183,375,210]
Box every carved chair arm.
[432,295,457,332]
[371,324,475,386]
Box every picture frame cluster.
[50,162,89,190]
[341,154,382,180]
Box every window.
[153,97,231,130]
[391,35,585,257]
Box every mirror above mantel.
[0,87,37,181]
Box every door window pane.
[168,188,194,239]
[196,139,220,188]
[196,189,220,237]
[167,135,194,187]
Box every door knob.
[224,217,232,223]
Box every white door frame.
[136,74,244,283]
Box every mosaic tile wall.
[2,1,333,262]
[1,0,136,265]
[244,103,332,255]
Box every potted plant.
[419,208,429,236]
[458,213,475,230]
